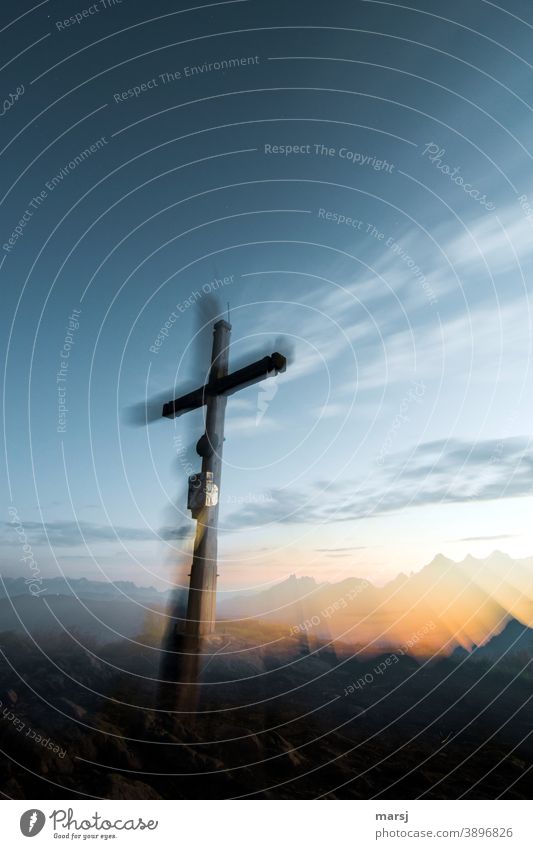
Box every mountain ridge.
[2,551,532,655]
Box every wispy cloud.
[452,534,517,542]
[225,412,282,434]
[221,435,533,531]
[2,519,192,547]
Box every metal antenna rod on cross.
[162,319,287,637]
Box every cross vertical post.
[162,318,287,644]
[185,319,230,636]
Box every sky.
[1,0,533,595]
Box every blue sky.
[2,0,533,593]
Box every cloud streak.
[2,519,193,547]
[220,435,533,531]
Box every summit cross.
[162,319,287,637]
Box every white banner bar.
[2,800,530,848]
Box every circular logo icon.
[20,810,46,837]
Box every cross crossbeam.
[162,352,286,418]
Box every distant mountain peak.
[282,574,318,588]
[384,572,409,590]
[453,617,533,662]
[425,553,454,572]
[486,549,513,562]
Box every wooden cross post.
[163,319,286,638]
